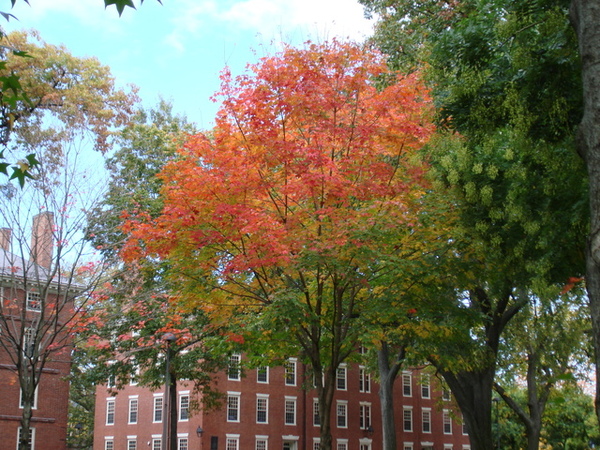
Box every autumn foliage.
[123,41,433,306]
[122,39,433,450]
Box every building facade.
[0,212,74,450]
[94,356,471,450]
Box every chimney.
[0,228,11,251]
[31,212,54,268]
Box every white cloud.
[164,0,373,54]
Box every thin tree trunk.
[570,0,600,425]
[377,342,405,450]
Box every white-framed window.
[128,397,139,420]
[421,443,434,450]
[282,439,298,450]
[226,434,240,450]
[359,402,371,430]
[359,439,372,450]
[313,438,320,450]
[403,444,413,450]
[336,401,348,428]
[313,398,320,426]
[422,408,431,433]
[256,394,269,424]
[442,386,452,401]
[336,439,348,450]
[285,358,297,386]
[462,415,469,435]
[257,366,269,383]
[17,427,35,450]
[153,395,163,423]
[444,445,453,450]
[336,365,347,390]
[255,436,268,450]
[421,374,430,399]
[129,362,140,386]
[106,398,115,425]
[285,396,297,425]
[104,438,114,450]
[19,383,38,410]
[227,392,240,422]
[443,409,452,434]
[127,438,137,450]
[23,327,36,357]
[402,371,412,397]
[128,397,138,424]
[403,407,413,432]
[228,353,241,380]
[26,291,41,312]
[179,393,190,421]
[359,366,370,393]
[152,438,161,450]
[178,436,189,450]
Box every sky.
[3,0,375,130]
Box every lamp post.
[162,332,177,450]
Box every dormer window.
[26,292,41,312]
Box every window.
[255,437,268,450]
[152,439,161,450]
[402,371,412,397]
[128,397,138,424]
[421,374,430,399]
[443,410,452,434]
[226,435,240,450]
[336,401,347,428]
[359,367,370,393]
[313,398,320,426]
[17,427,35,450]
[178,437,189,450]
[105,439,114,450]
[442,386,452,401]
[127,439,137,450]
[228,354,241,380]
[462,416,469,435]
[19,382,38,410]
[179,394,189,421]
[285,397,296,425]
[227,393,240,422]
[444,445,453,450]
[257,366,269,383]
[23,327,36,357]
[359,441,372,450]
[336,365,347,390]
[106,398,115,425]
[359,403,371,430]
[285,358,297,386]
[256,395,268,423]
[403,407,413,432]
[313,439,320,450]
[26,291,41,312]
[402,445,413,450]
[422,409,431,433]
[336,440,348,450]
[153,396,163,422]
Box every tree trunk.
[438,367,495,450]
[317,366,336,450]
[377,342,405,450]
[569,0,600,425]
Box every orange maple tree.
[123,40,433,449]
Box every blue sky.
[3,0,374,129]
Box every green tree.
[359,1,588,447]
[494,286,590,450]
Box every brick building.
[0,212,75,449]
[94,355,471,450]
